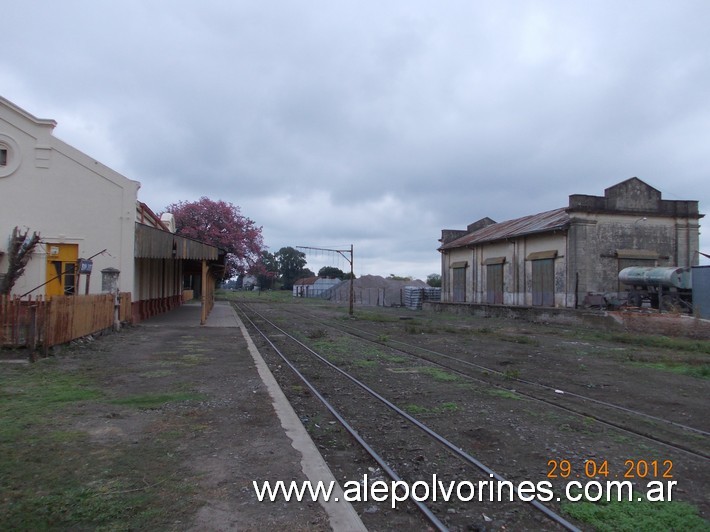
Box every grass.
[562,494,709,531]
[486,388,521,400]
[110,391,205,409]
[417,366,460,382]
[404,402,459,415]
[581,330,710,354]
[0,368,102,443]
[0,364,195,530]
[500,334,540,346]
[352,358,378,368]
[629,360,710,379]
[503,368,521,380]
[379,354,408,363]
[354,310,400,323]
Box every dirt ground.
[1,304,332,531]
[236,294,710,530]
[2,295,709,530]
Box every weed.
[379,354,407,363]
[353,311,398,323]
[630,361,710,379]
[439,402,459,412]
[562,493,707,531]
[404,324,419,334]
[418,367,459,382]
[404,403,429,414]
[502,335,540,346]
[503,368,521,380]
[306,329,327,339]
[177,354,206,366]
[353,359,377,368]
[487,389,520,400]
[583,331,710,355]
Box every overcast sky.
[3,1,709,279]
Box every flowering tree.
[163,197,264,279]
[0,227,41,295]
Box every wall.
[0,98,139,297]
[440,178,702,309]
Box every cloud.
[2,0,709,279]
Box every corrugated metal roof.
[294,276,318,286]
[134,223,220,260]
[440,207,570,250]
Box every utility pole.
[297,245,354,316]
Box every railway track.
[321,315,710,461]
[236,301,582,531]
[255,301,710,461]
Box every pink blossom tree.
[163,197,265,279]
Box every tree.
[163,197,264,279]
[253,250,279,290]
[317,266,345,279]
[0,227,41,295]
[427,273,442,287]
[275,246,307,289]
[298,268,315,280]
[387,274,412,281]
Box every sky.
[2,1,709,280]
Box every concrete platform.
[143,301,365,531]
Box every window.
[0,134,21,177]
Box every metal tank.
[618,266,692,290]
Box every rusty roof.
[439,207,570,250]
[294,276,318,286]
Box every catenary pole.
[297,245,354,316]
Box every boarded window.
[532,258,554,307]
[486,263,503,304]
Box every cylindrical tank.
[618,267,692,290]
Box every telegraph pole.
[297,245,354,316]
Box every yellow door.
[46,244,79,297]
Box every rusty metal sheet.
[440,207,570,250]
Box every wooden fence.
[0,293,132,352]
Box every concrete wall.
[0,97,139,296]
[440,178,702,309]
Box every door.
[486,263,504,304]
[532,258,555,307]
[452,266,466,302]
[46,244,79,297]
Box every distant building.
[438,178,703,307]
[293,276,342,298]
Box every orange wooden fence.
[0,293,131,351]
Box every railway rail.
[322,315,710,461]
[232,297,710,529]
[255,302,709,461]
[236,301,582,531]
